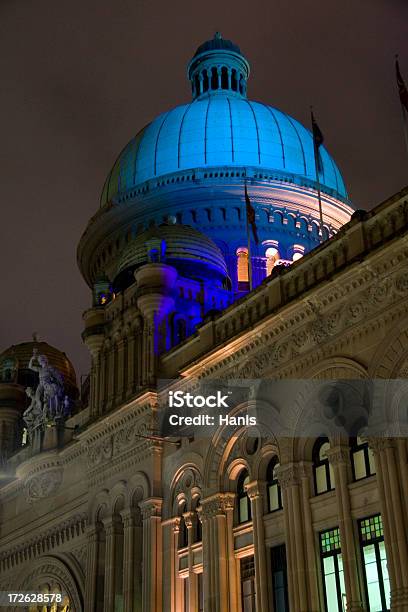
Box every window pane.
[239,497,249,522]
[363,545,382,611]
[268,483,280,511]
[329,463,335,489]
[353,449,367,480]
[337,554,347,608]
[323,557,339,612]
[379,542,391,609]
[316,465,328,494]
[368,449,376,475]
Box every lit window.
[350,437,376,481]
[237,248,249,285]
[241,556,256,611]
[267,457,282,512]
[292,252,303,262]
[313,438,335,495]
[265,246,280,275]
[320,528,346,612]
[359,515,390,611]
[237,470,251,523]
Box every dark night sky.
[0,0,407,380]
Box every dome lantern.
[187,32,250,100]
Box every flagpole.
[245,177,253,291]
[311,107,325,242]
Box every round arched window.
[237,469,251,523]
[265,246,280,275]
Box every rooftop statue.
[23,348,70,437]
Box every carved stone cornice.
[0,512,87,572]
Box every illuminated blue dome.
[101,97,346,206]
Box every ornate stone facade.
[0,186,407,611]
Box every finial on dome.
[32,332,39,342]
[214,32,222,39]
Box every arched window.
[237,247,249,287]
[292,252,303,262]
[211,67,218,90]
[178,503,188,549]
[265,246,280,275]
[231,69,238,91]
[313,438,334,495]
[221,66,228,89]
[350,437,376,481]
[194,74,200,96]
[202,70,209,93]
[266,457,282,512]
[192,497,202,543]
[237,469,251,523]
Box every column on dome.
[217,67,222,89]
[106,340,116,410]
[368,437,408,608]
[201,493,234,612]
[326,445,364,611]
[246,480,269,612]
[252,256,268,287]
[140,498,163,612]
[227,67,232,90]
[277,463,319,612]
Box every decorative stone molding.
[16,555,83,612]
[0,513,87,572]
[140,497,162,520]
[276,464,301,489]
[325,446,351,466]
[25,467,63,502]
[201,492,235,519]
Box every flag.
[396,57,408,113]
[245,182,259,244]
[311,110,324,173]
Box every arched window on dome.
[231,69,238,91]
[236,247,249,289]
[291,244,305,262]
[194,74,200,96]
[211,67,218,90]
[266,457,282,512]
[202,70,209,93]
[313,438,335,495]
[237,469,251,524]
[221,66,228,89]
[265,246,280,275]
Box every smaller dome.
[193,32,242,57]
[114,223,229,290]
[0,340,77,393]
